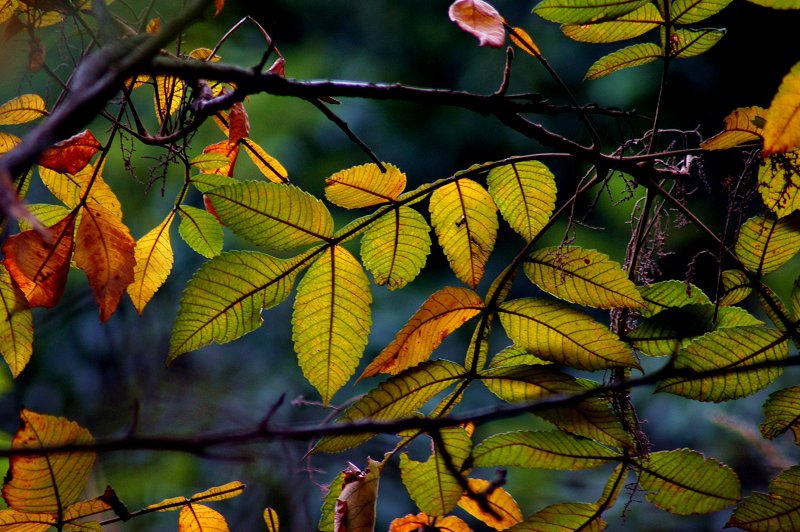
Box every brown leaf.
[38,130,101,174]
[227,102,250,145]
[267,57,285,76]
[28,36,44,72]
[448,0,505,48]
[389,513,473,532]
[334,460,381,532]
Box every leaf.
[190,153,231,170]
[657,326,788,402]
[585,42,661,80]
[534,0,649,24]
[263,507,279,532]
[2,213,76,308]
[37,130,101,174]
[200,140,239,177]
[38,163,122,217]
[561,3,663,43]
[638,280,711,317]
[63,495,113,522]
[168,251,299,361]
[0,509,55,531]
[735,213,800,274]
[448,0,505,48]
[227,102,250,145]
[498,298,637,370]
[0,0,17,25]
[509,26,542,56]
[0,132,20,155]
[633,449,740,514]
[486,160,556,242]
[206,181,334,250]
[325,163,406,208]
[190,482,245,502]
[127,213,174,315]
[74,204,136,322]
[489,345,550,367]
[429,179,498,288]
[390,513,472,532]
[524,246,645,308]
[360,206,431,289]
[760,386,800,443]
[360,286,482,378]
[727,466,800,531]
[0,94,46,125]
[719,269,751,306]
[334,459,381,532]
[758,152,800,217]
[764,62,800,155]
[2,409,95,513]
[671,0,733,22]
[457,478,523,530]
[177,504,228,532]
[746,0,800,7]
[669,28,725,59]
[701,106,767,150]
[154,76,185,122]
[0,264,32,377]
[178,205,223,258]
[242,139,289,184]
[508,502,606,531]
[293,246,371,405]
[472,430,620,470]
[319,470,346,532]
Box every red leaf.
[214,0,224,16]
[448,0,505,48]
[228,102,250,145]
[2,214,76,308]
[38,130,101,174]
[267,57,285,77]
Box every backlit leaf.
[325,163,406,208]
[0,509,54,530]
[177,504,228,532]
[486,160,556,242]
[671,0,733,22]
[746,0,800,7]
[0,264,33,377]
[735,213,800,274]
[128,213,174,315]
[360,286,482,378]
[764,62,800,155]
[168,251,299,361]
[585,42,661,80]
[498,298,637,370]
[509,26,541,56]
[473,430,619,470]
[633,449,740,514]
[319,470,346,532]
[37,130,100,174]
[489,345,550,367]
[0,0,17,25]
[18,205,70,232]
[154,76,185,122]
[2,409,94,514]
[0,94,46,125]
[63,495,112,523]
[669,28,725,59]
[227,102,250,145]
[178,205,223,258]
[524,246,645,308]
[360,206,431,289]
[190,482,245,502]
[293,246,371,405]
[200,140,239,177]
[508,502,606,531]
[657,326,788,402]
[38,163,122,216]
[264,507,279,532]
[534,0,649,24]
[761,386,800,443]
[701,106,766,150]
[206,181,334,250]
[429,179,498,287]
[390,513,471,532]
[334,459,380,532]
[727,466,800,531]
[562,3,662,43]
[758,152,800,217]
[448,0,505,48]
[0,132,20,154]
[242,139,288,183]
[190,153,231,170]
[719,269,751,306]
[638,280,710,317]
[458,478,523,530]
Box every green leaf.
[758,152,800,217]
[508,502,606,531]
[670,0,734,23]
[489,345,550,368]
[473,430,619,470]
[561,3,662,43]
[0,264,33,377]
[585,42,661,80]
[498,298,638,370]
[128,213,175,315]
[191,173,236,194]
[735,213,800,275]
[638,280,711,317]
[293,246,371,405]
[727,466,800,531]
[486,160,557,241]
[524,246,645,309]
[360,206,430,289]
[761,386,800,443]
[325,162,406,208]
[633,449,740,514]
[719,269,751,306]
[533,0,649,24]
[206,181,334,250]
[178,205,223,258]
[657,326,788,402]
[168,251,299,362]
[190,152,231,170]
[318,470,346,532]
[670,28,725,59]
[19,204,71,231]
[745,0,800,10]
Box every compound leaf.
[486,160,556,242]
[127,213,174,315]
[585,42,661,80]
[360,206,431,289]
[325,163,406,209]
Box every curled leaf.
[448,0,505,48]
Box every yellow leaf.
[758,152,800,217]
[242,138,289,183]
[0,132,20,155]
[189,482,245,502]
[0,94,46,125]
[178,504,229,532]
[0,0,18,25]
[39,163,122,217]
[764,61,800,155]
[146,496,188,512]
[430,179,498,287]
[509,26,541,56]
[486,160,556,242]
[263,507,279,532]
[2,409,95,514]
[0,509,55,531]
[448,0,505,48]
[128,213,175,314]
[360,286,483,378]
[735,213,800,275]
[0,264,33,377]
[325,163,406,208]
[189,47,221,62]
[334,459,381,532]
[390,513,472,532]
[63,496,112,522]
[154,76,185,122]
[458,478,523,530]
[360,206,431,289]
[561,3,663,43]
[701,106,766,150]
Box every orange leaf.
[509,26,541,56]
[227,102,250,145]
[243,139,289,183]
[390,513,472,532]
[178,504,229,532]
[74,204,136,322]
[201,140,239,177]
[2,213,75,308]
[457,479,523,530]
[448,0,505,48]
[38,130,101,174]
[213,0,224,16]
[764,62,800,155]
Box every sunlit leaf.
[586,42,661,80]
[263,507,279,532]
[473,430,619,470]
[319,470,346,532]
[2,409,95,513]
[188,47,221,62]
[0,132,20,155]
[37,130,101,174]
[360,286,482,378]
[727,466,800,531]
[669,28,725,58]
[38,163,122,217]
[719,269,751,306]
[0,509,54,530]
[128,213,174,315]
[190,482,245,502]
[0,0,17,25]
[293,246,371,405]
[534,0,649,24]
[177,205,223,258]
[701,106,766,150]
[206,181,334,250]
[190,153,231,170]
[508,502,606,531]
[154,76,185,122]
[227,102,250,145]
[562,3,662,43]
[168,251,299,361]
[509,26,542,56]
[633,449,740,514]
[0,264,33,377]
[760,386,800,443]
[457,478,523,530]
[177,504,228,532]
[63,494,113,523]
[746,0,800,7]
[524,246,644,308]
[360,206,431,289]
[242,139,289,184]
[671,0,733,22]
[448,0,505,47]
[599,463,628,508]
[325,163,406,209]
[764,62,800,155]
[18,204,71,232]
[200,140,239,177]
[430,178,498,287]
[758,152,800,217]
[333,459,381,532]
[489,345,550,368]
[0,94,46,125]
[638,280,711,317]
[735,213,800,274]
[486,160,556,242]
[390,513,472,532]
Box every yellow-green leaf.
[633,449,740,514]
[0,264,33,377]
[758,152,800,217]
[177,504,228,532]
[0,94,46,125]
[325,163,406,208]
[701,106,766,150]
[760,386,800,443]
[206,181,333,250]
[429,178,498,288]
[127,213,175,315]
[168,251,299,361]
[585,42,661,80]
[489,345,550,368]
[473,430,619,470]
[638,280,711,317]
[63,495,112,523]
[735,213,800,274]
[524,246,645,308]
[498,298,637,370]
[508,502,606,531]
[293,246,371,405]
[190,482,245,502]
[360,206,431,289]
[178,205,223,258]
[457,478,523,530]
[719,269,751,306]
[764,62,800,155]
[241,139,288,184]
[319,470,346,532]
[746,0,800,7]
[486,160,556,242]
[533,0,649,24]
[190,153,231,170]
[0,509,54,531]
[263,507,279,532]
[19,204,71,231]
[670,28,725,59]
[39,164,122,217]
[793,276,800,319]
[727,466,800,531]
[562,3,662,43]
[191,173,235,194]
[360,286,482,378]
[154,76,185,122]
[671,0,733,23]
